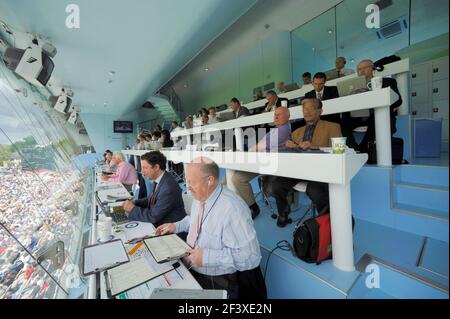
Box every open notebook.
[144,234,191,263]
[105,258,173,297]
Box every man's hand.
[123,200,135,212]
[286,140,299,148]
[155,223,176,236]
[298,141,312,150]
[186,248,204,267]
[101,175,109,181]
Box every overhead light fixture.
[183,84,188,88]
[328,29,333,34]
[204,67,209,72]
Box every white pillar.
[225,169,236,192]
[395,72,409,116]
[234,128,244,152]
[329,183,355,272]
[374,105,392,166]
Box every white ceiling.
[0,0,257,116]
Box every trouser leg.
[231,171,258,206]
[271,177,300,216]
[306,181,329,213]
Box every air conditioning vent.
[376,16,408,39]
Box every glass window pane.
[336,0,409,70]
[410,0,449,45]
[291,8,337,85]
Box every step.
[393,203,448,221]
[394,165,449,189]
[353,254,448,299]
[394,183,448,215]
[418,238,449,279]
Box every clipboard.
[144,234,191,263]
[82,239,130,276]
[104,258,173,298]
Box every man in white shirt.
[335,57,355,77]
[156,157,266,299]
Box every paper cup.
[98,216,113,241]
[331,137,347,154]
[281,100,288,107]
[368,76,383,91]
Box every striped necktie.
[187,202,205,247]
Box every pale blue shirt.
[175,185,261,276]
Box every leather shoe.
[251,205,260,219]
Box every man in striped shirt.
[156,157,266,299]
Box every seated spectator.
[201,114,209,126]
[183,115,194,129]
[101,152,138,191]
[123,151,186,228]
[229,97,250,119]
[160,129,174,148]
[253,89,264,101]
[304,72,341,124]
[208,107,220,124]
[270,99,342,227]
[277,81,286,94]
[302,72,312,85]
[335,57,355,77]
[263,90,289,113]
[229,107,291,219]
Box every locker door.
[411,62,430,86]
[432,56,449,82]
[431,79,449,102]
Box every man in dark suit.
[123,151,186,227]
[263,90,289,112]
[355,59,402,153]
[229,97,250,119]
[304,72,340,123]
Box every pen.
[174,267,184,280]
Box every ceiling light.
[183,84,188,88]
[328,29,333,34]
[204,67,209,72]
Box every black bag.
[367,137,405,164]
[373,55,401,72]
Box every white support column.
[234,128,244,152]
[395,72,410,116]
[374,105,393,166]
[329,183,355,272]
[225,169,236,192]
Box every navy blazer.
[128,172,186,227]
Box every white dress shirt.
[175,185,261,276]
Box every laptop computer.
[336,75,368,97]
[149,288,227,299]
[284,83,300,92]
[95,192,130,225]
[324,69,339,81]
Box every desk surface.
[92,166,201,299]
[123,149,368,185]
[171,88,398,137]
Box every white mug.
[281,100,288,107]
[367,76,383,91]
